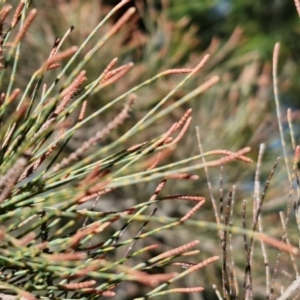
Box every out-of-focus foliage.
[170,0,299,57]
[169,0,300,110]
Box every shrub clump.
[0,1,256,299]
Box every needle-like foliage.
[0,1,298,300]
[0,1,256,299]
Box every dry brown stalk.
[10,2,24,28]
[180,200,206,222]
[154,240,200,261]
[12,9,37,46]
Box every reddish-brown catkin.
[60,280,96,290]
[12,9,37,45]
[180,200,206,222]
[11,2,24,28]
[153,240,200,261]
